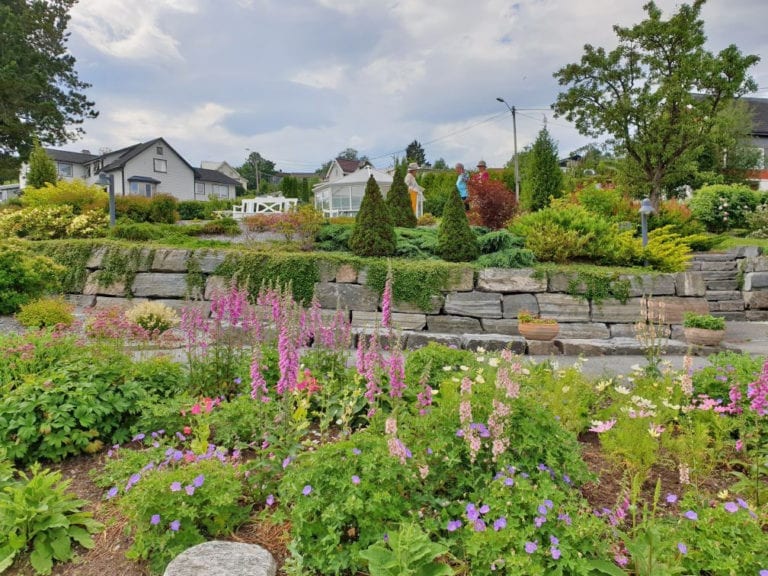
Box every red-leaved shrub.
[468,179,517,229]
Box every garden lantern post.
[98,172,115,227]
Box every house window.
[57,162,73,178]
[195,182,205,198]
[129,181,156,197]
[156,146,163,155]
[154,158,167,173]
[213,184,229,199]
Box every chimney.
[81,149,91,155]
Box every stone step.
[705,280,740,291]
[704,290,743,301]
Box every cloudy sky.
[64,0,768,173]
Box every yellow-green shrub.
[0,243,64,314]
[66,210,109,238]
[0,205,74,239]
[16,297,75,328]
[21,179,108,215]
[125,301,179,334]
[641,226,692,272]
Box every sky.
[63,0,768,174]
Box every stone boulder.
[163,541,276,576]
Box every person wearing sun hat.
[405,162,424,215]
[475,159,490,182]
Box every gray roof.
[43,148,99,164]
[101,138,194,172]
[193,167,240,186]
[127,175,161,184]
[744,97,768,137]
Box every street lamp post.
[246,148,260,194]
[496,97,520,204]
[639,198,654,248]
[97,172,115,226]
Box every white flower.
[442,366,452,372]
[614,385,631,395]
[562,386,571,393]
[459,365,469,372]
[488,357,499,368]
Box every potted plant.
[683,312,726,346]
[517,310,560,341]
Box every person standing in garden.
[475,160,490,182]
[405,162,424,215]
[455,162,469,210]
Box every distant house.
[18,138,236,201]
[201,160,247,190]
[323,157,371,182]
[745,97,768,190]
[193,168,240,200]
[0,183,20,203]
[314,165,393,217]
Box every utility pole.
[245,148,261,194]
[496,97,520,204]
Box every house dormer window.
[156,146,163,155]
[154,158,167,173]
[57,162,73,178]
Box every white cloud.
[291,64,346,90]
[70,0,200,61]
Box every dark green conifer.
[349,175,397,257]
[385,165,417,228]
[437,185,479,262]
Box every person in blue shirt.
[455,162,469,210]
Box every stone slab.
[621,274,676,297]
[444,291,502,318]
[608,323,638,338]
[163,541,276,576]
[476,268,546,293]
[480,318,519,335]
[314,282,379,312]
[391,295,444,315]
[502,294,539,319]
[526,340,560,355]
[356,267,369,285]
[427,315,482,334]
[556,322,610,339]
[335,264,357,283]
[194,250,228,274]
[675,272,706,297]
[64,293,96,308]
[701,271,739,281]
[152,299,211,317]
[351,328,401,350]
[744,291,768,310]
[558,339,615,356]
[705,290,742,301]
[692,252,738,262]
[86,245,109,269]
[536,293,590,322]
[205,276,230,300]
[652,296,710,324]
[699,261,737,271]
[351,310,427,331]
[83,271,127,297]
[712,311,747,321]
[461,334,526,353]
[132,273,190,298]
[317,261,338,283]
[444,267,474,292]
[706,280,740,291]
[151,249,190,272]
[746,310,768,321]
[591,298,643,323]
[405,332,463,350]
[547,272,585,294]
[92,296,148,309]
[708,300,745,312]
[744,256,768,273]
[744,272,768,291]
[733,246,761,258]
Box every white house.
[313,165,393,217]
[18,138,237,201]
[201,160,247,190]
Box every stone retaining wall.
[68,246,768,348]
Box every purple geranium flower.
[351,475,360,484]
[493,517,507,531]
[724,502,738,513]
[150,514,161,526]
[106,487,118,499]
[666,493,678,504]
[170,481,182,492]
[192,474,205,488]
[446,520,462,532]
[185,485,195,496]
[302,485,312,496]
[525,541,538,554]
[265,494,275,506]
[678,542,687,555]
[683,510,698,521]
[169,519,180,532]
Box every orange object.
[409,190,418,214]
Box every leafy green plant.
[518,310,557,324]
[386,166,417,228]
[683,312,725,331]
[0,464,103,575]
[15,296,74,328]
[688,184,760,233]
[0,242,63,314]
[108,221,164,241]
[117,459,250,574]
[641,226,692,272]
[475,248,536,268]
[359,522,452,576]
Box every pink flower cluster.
[747,360,768,416]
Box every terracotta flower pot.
[518,322,559,341]
[683,327,725,347]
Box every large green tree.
[552,0,759,203]
[525,127,563,211]
[0,0,97,164]
[238,151,276,192]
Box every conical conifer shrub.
[349,175,397,257]
[385,165,417,228]
[437,186,479,262]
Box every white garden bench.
[231,196,298,219]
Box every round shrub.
[125,301,180,334]
[0,243,63,314]
[688,184,761,232]
[148,194,179,224]
[177,200,208,220]
[21,179,108,215]
[15,297,74,328]
[115,195,153,222]
[468,178,517,229]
